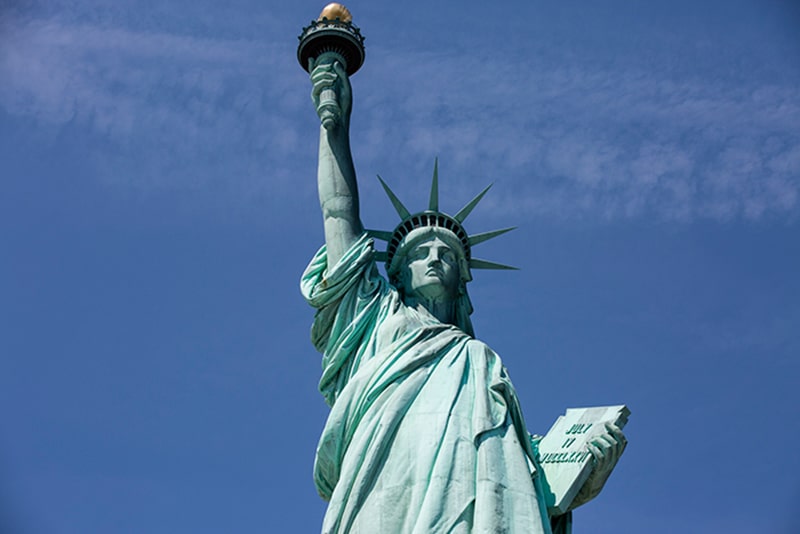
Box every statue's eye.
[410,248,427,260]
[442,250,455,263]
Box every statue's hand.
[309,57,352,131]
[570,423,627,510]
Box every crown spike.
[428,158,439,211]
[454,183,493,223]
[377,175,411,219]
[469,258,519,271]
[469,227,516,246]
[374,251,389,263]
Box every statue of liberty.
[299,6,626,533]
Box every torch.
[297,3,366,130]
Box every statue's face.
[401,236,460,302]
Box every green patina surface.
[302,234,554,533]
[298,13,624,530]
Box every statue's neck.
[404,296,457,326]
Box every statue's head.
[370,161,517,336]
[388,226,470,301]
[389,226,475,335]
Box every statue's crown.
[368,160,517,274]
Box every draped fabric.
[302,234,554,534]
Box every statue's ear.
[460,256,473,283]
[392,259,409,295]
[396,265,408,291]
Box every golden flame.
[318,3,352,23]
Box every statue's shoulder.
[463,336,498,357]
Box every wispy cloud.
[2,6,798,223]
[1,9,307,198]
[352,47,799,223]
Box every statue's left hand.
[570,423,627,509]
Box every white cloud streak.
[352,48,799,223]
[1,11,307,198]
[2,7,798,223]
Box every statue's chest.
[370,303,438,356]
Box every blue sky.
[1,0,799,532]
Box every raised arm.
[310,58,363,267]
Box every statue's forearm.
[318,124,362,267]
